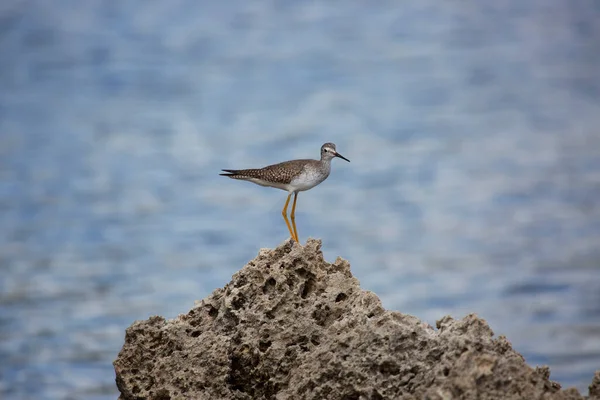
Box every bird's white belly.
[290,169,328,192]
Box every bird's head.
[321,142,350,162]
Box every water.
[1,1,599,398]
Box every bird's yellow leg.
[290,192,299,243]
[282,193,296,242]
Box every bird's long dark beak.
[334,152,350,162]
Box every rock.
[113,238,598,400]
[590,371,600,399]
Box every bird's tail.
[219,169,239,177]
[220,169,260,180]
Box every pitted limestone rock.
[114,238,598,400]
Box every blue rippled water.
[1,1,599,398]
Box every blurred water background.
[1,1,600,398]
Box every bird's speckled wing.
[221,159,318,184]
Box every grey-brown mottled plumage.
[221,159,317,185]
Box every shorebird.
[220,142,350,243]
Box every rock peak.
[114,239,598,399]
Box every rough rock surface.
[114,239,599,400]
